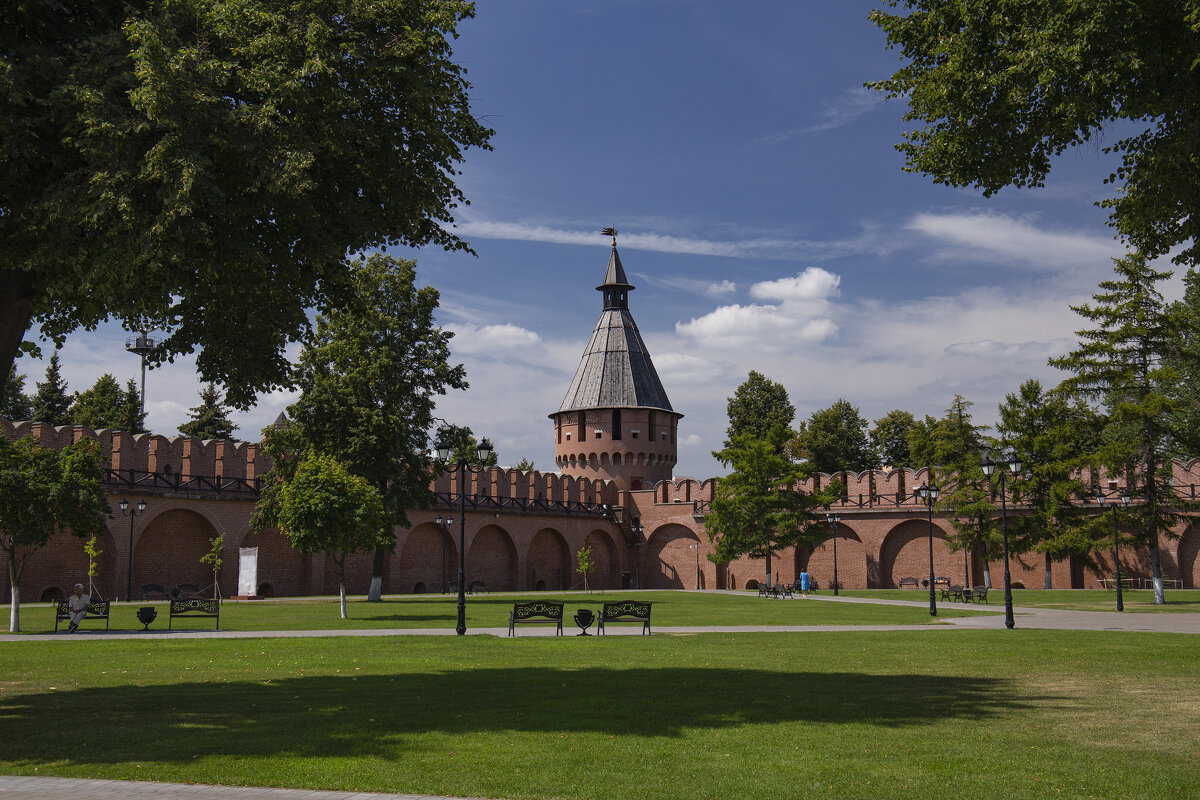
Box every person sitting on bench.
[66,583,90,633]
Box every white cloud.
[452,218,882,261]
[449,323,542,355]
[908,211,1123,271]
[756,86,884,143]
[636,274,738,297]
[749,268,840,302]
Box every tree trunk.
[340,580,348,619]
[0,269,41,388]
[367,544,386,602]
[765,549,773,588]
[1044,553,1052,589]
[9,580,19,633]
[1146,428,1166,604]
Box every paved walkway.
[0,776,489,800]
[3,594,1198,640]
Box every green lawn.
[839,588,1200,613]
[1,631,1196,799]
[5,590,993,633]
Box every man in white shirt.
[66,583,90,632]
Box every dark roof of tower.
[597,246,633,290]
[555,246,678,415]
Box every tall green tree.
[30,352,71,426]
[1165,268,1200,458]
[870,0,1200,267]
[271,451,389,619]
[2,368,32,421]
[1050,252,1191,603]
[120,379,146,434]
[724,371,795,449]
[70,374,129,430]
[998,380,1103,587]
[255,254,467,602]
[872,409,916,469]
[705,435,835,588]
[1,0,493,404]
[789,398,877,473]
[178,384,239,440]
[926,396,998,588]
[0,436,109,631]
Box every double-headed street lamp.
[982,452,1023,630]
[434,514,453,594]
[914,482,940,617]
[1097,489,1131,612]
[825,512,842,596]
[631,518,644,589]
[118,498,147,601]
[434,438,493,636]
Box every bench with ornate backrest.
[898,576,920,589]
[969,586,989,603]
[598,601,652,635]
[141,583,168,600]
[508,600,563,636]
[55,600,110,632]
[169,598,220,629]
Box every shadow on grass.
[0,667,1048,766]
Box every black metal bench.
[55,600,110,632]
[171,583,202,599]
[468,580,488,594]
[598,601,652,635]
[169,598,220,629]
[508,600,563,636]
[898,576,919,589]
[141,583,168,600]
[968,586,989,603]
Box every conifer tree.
[70,374,128,430]
[31,352,71,426]
[121,379,147,434]
[178,383,238,440]
[998,380,1103,588]
[2,368,32,421]
[1050,252,1193,603]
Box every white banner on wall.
[238,547,259,597]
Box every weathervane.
[602,226,618,247]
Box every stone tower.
[550,240,682,490]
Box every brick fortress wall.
[3,419,1199,603]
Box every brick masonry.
[3,419,1199,602]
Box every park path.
[2,594,1198,640]
[0,775,492,800]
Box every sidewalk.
[0,775,491,800]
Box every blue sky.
[15,2,1160,478]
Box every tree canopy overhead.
[869,0,1200,265]
[1,0,493,405]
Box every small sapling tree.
[576,544,596,593]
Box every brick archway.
[528,528,570,591]
[645,524,701,589]
[799,524,866,590]
[468,525,517,591]
[583,529,619,590]
[397,523,457,595]
[879,519,955,589]
[133,508,217,596]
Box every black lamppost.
[982,452,1023,630]
[1097,489,1131,612]
[915,482,939,616]
[434,438,493,635]
[825,512,841,596]
[118,498,147,601]
[631,518,644,589]
[434,514,453,594]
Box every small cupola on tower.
[550,228,683,490]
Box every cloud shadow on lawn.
[0,667,1052,766]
